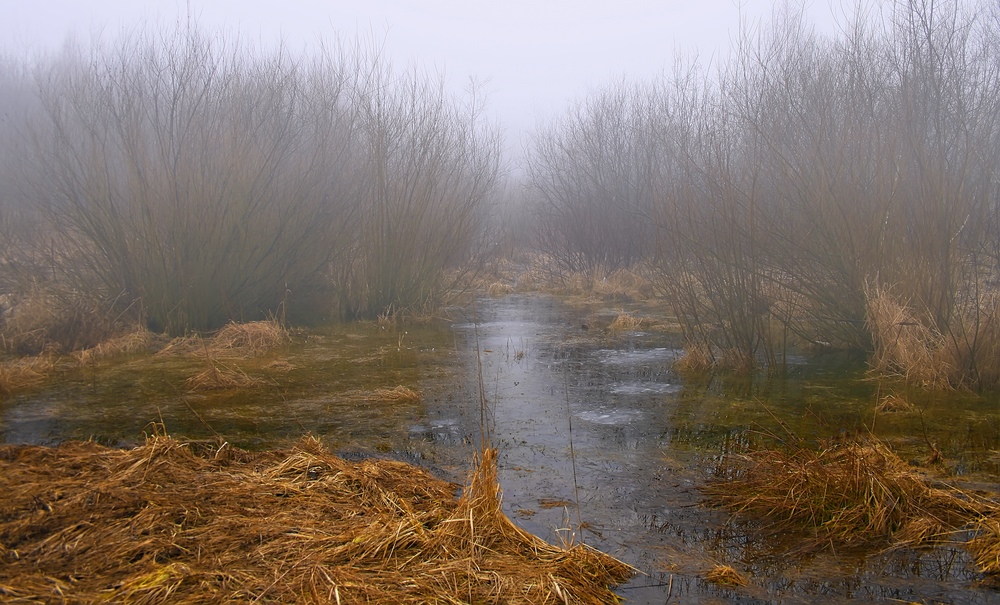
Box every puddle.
[2,293,999,604]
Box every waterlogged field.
[2,294,999,604]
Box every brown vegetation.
[73,328,153,364]
[708,436,1000,577]
[0,437,633,604]
[185,362,267,392]
[374,385,421,403]
[866,284,1000,390]
[608,310,643,333]
[704,564,749,587]
[209,320,288,356]
[0,355,54,396]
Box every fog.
[1,0,844,157]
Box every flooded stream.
[2,293,999,604]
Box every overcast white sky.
[1,0,842,154]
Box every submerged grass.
[0,436,633,604]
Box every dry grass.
[865,285,954,388]
[608,310,643,333]
[704,564,749,587]
[0,355,55,396]
[673,342,714,374]
[969,517,1000,576]
[865,284,1000,390]
[0,437,634,604]
[875,393,914,413]
[374,385,421,403]
[74,328,153,364]
[210,319,288,355]
[185,362,267,391]
[707,437,995,553]
[487,281,515,297]
[155,319,288,359]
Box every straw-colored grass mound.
[0,437,633,604]
[210,319,289,355]
[707,438,992,552]
[157,319,288,359]
[374,385,421,403]
[74,328,153,364]
[0,355,54,396]
[704,564,749,587]
[608,310,643,333]
[185,362,267,391]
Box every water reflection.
[1,293,998,603]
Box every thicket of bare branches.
[525,0,1000,387]
[0,25,501,343]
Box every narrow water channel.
[2,293,998,604]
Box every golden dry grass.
[704,564,749,587]
[185,362,267,391]
[875,393,914,413]
[673,342,714,374]
[74,328,153,364]
[865,285,954,389]
[608,310,643,333]
[0,437,634,604]
[487,281,515,297]
[155,319,288,359]
[210,319,288,355]
[0,355,55,396]
[374,385,421,403]
[969,517,1000,576]
[864,284,1000,390]
[707,437,995,554]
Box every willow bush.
[337,68,501,319]
[524,0,1000,385]
[6,25,500,337]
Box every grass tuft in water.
[707,435,993,552]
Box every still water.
[2,294,999,604]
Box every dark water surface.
[2,294,999,604]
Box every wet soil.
[2,293,999,604]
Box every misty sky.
[2,0,841,155]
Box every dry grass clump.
[865,285,954,389]
[210,319,288,355]
[673,342,715,374]
[865,284,1000,390]
[707,437,990,551]
[968,517,1000,576]
[0,437,633,604]
[374,385,421,403]
[154,319,288,359]
[74,328,153,364]
[875,393,914,413]
[704,564,749,587]
[608,310,643,333]
[0,355,54,396]
[487,281,516,297]
[0,288,121,355]
[185,362,266,391]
